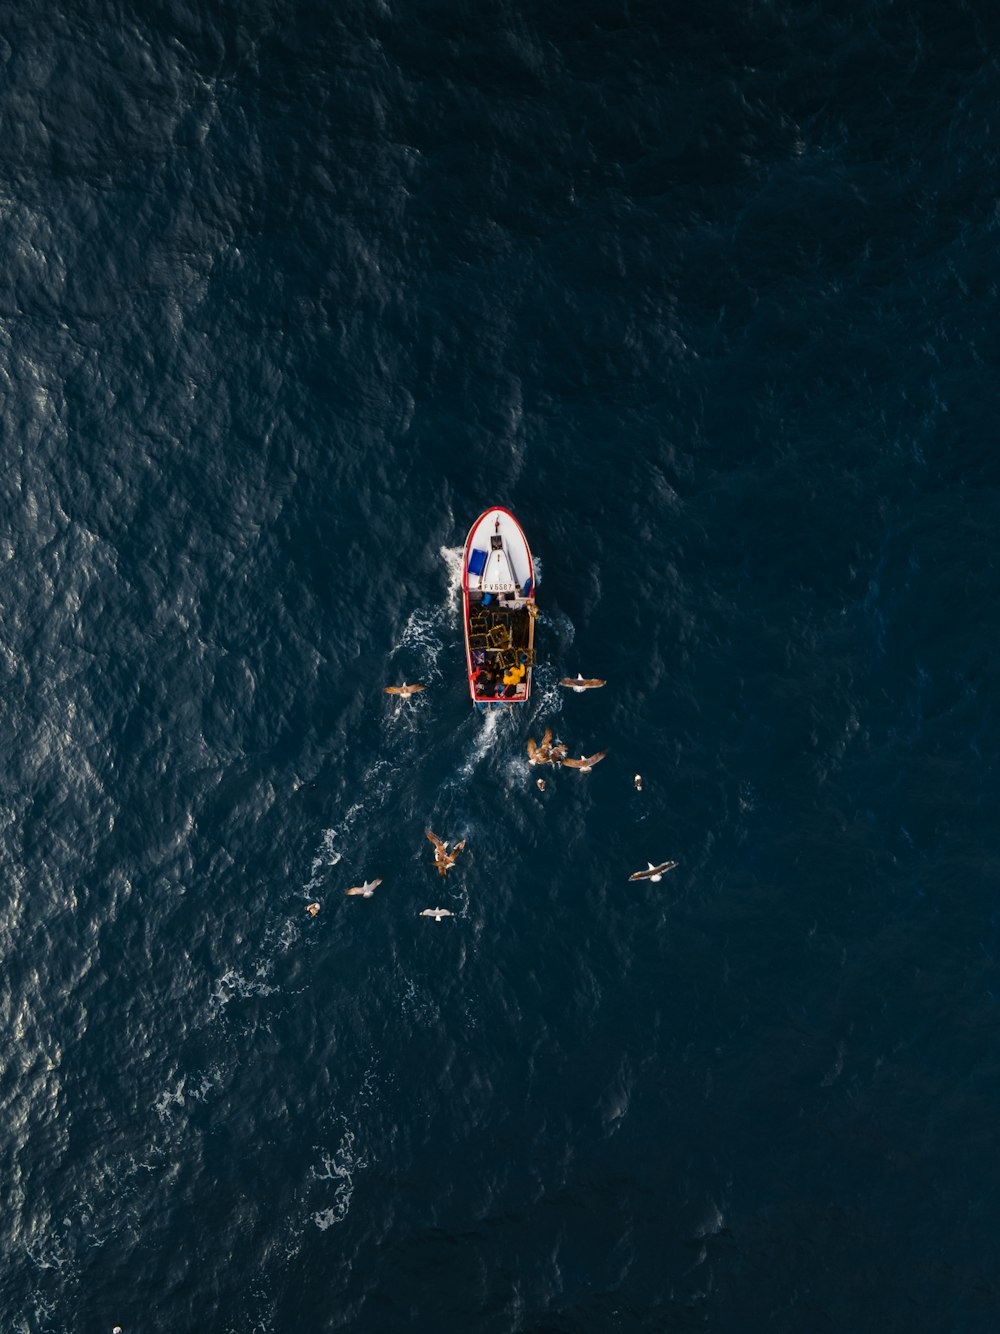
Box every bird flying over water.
[384,683,426,697]
[528,727,567,766]
[426,829,466,876]
[345,878,382,897]
[420,907,453,921]
[561,751,607,772]
[558,675,606,692]
[305,902,321,916]
[628,861,678,882]
[634,774,643,791]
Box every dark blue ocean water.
[4,1,1000,1329]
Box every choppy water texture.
[3,1,1000,1329]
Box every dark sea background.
[4,0,1000,1329]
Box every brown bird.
[561,751,607,773]
[305,902,321,917]
[628,861,678,882]
[426,829,466,876]
[419,907,454,921]
[345,878,382,897]
[384,683,426,697]
[536,777,546,792]
[527,727,567,766]
[558,674,606,692]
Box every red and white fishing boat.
[462,507,536,706]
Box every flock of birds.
[303,672,678,921]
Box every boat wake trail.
[304,546,463,893]
[527,662,566,727]
[458,706,505,777]
[310,1119,369,1230]
[388,544,464,686]
[447,705,526,793]
[304,759,393,894]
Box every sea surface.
[3,1,1000,1330]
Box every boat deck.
[467,594,533,701]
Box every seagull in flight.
[305,902,321,916]
[420,907,454,921]
[426,829,466,876]
[527,727,567,766]
[634,774,643,791]
[345,878,382,897]
[628,861,678,882]
[558,675,606,692]
[384,683,426,697]
[561,751,607,773]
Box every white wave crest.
[311,1124,367,1229]
[153,1066,222,1122]
[387,544,464,683]
[206,967,277,1023]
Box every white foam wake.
[388,544,464,683]
[305,545,465,890]
[311,1122,368,1229]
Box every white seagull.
[345,878,382,897]
[561,751,607,773]
[558,674,606,692]
[634,774,643,791]
[419,907,453,921]
[628,861,678,883]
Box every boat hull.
[462,507,536,705]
